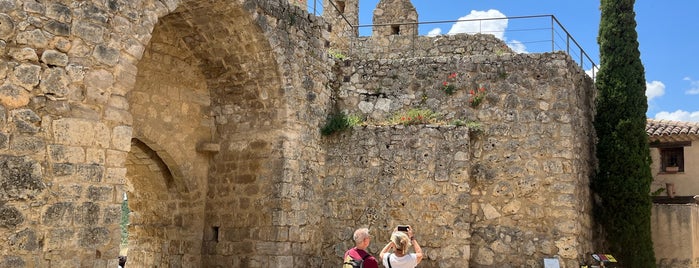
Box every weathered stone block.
[111,125,132,151]
[0,83,31,109]
[11,63,40,90]
[2,256,25,268]
[45,20,70,36]
[105,167,126,184]
[102,204,121,224]
[23,0,44,14]
[11,108,40,133]
[0,132,7,149]
[46,3,71,23]
[39,67,70,97]
[81,3,109,24]
[84,69,113,104]
[105,150,127,167]
[0,13,14,39]
[0,155,44,200]
[46,228,76,250]
[0,205,23,228]
[45,100,70,115]
[53,118,110,148]
[74,21,103,43]
[87,186,112,201]
[52,163,74,176]
[92,44,119,66]
[41,50,69,67]
[74,202,100,225]
[9,47,38,62]
[15,29,48,48]
[43,202,74,226]
[76,164,104,182]
[79,227,110,248]
[48,144,85,163]
[0,60,9,80]
[8,228,38,251]
[86,148,105,165]
[9,134,45,154]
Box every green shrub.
[321,112,362,136]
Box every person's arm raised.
[411,236,424,264]
[379,241,394,261]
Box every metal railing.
[302,2,597,78]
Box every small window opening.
[661,147,684,173]
[391,25,401,35]
[212,226,220,242]
[336,1,346,14]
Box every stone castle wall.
[0,0,597,267]
[324,36,597,266]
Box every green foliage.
[390,109,439,125]
[593,0,656,266]
[321,112,362,136]
[450,119,466,126]
[121,198,129,247]
[650,188,665,196]
[328,49,347,60]
[465,121,483,132]
[440,73,459,95]
[469,86,487,108]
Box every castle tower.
[372,0,418,37]
[323,0,359,51]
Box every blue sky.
[310,1,699,122]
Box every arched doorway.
[126,1,285,266]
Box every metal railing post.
[551,15,555,52]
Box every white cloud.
[427,28,442,37]
[447,9,508,40]
[684,77,699,95]
[507,40,527,54]
[645,80,665,100]
[654,110,699,122]
[585,66,599,80]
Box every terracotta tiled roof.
[646,119,699,142]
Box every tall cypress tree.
[593,0,656,266]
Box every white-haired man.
[343,228,378,268]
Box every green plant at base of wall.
[321,112,362,136]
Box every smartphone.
[397,225,409,232]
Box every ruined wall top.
[372,0,418,37]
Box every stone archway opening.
[125,1,285,266]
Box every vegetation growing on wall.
[321,112,362,136]
[121,198,129,247]
[592,0,656,266]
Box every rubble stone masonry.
[0,0,596,267]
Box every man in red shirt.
[343,228,379,268]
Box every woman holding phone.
[379,225,424,268]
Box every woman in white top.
[379,226,424,268]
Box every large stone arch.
[0,0,332,266]
[126,0,300,267]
